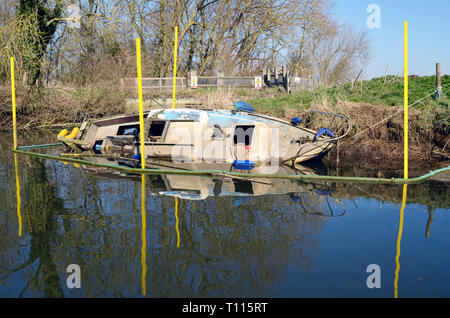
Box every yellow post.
[136,38,146,169]
[10,57,17,150]
[172,26,178,109]
[403,21,408,179]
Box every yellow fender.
[57,127,79,151]
[66,127,79,139]
[58,129,68,138]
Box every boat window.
[93,140,103,154]
[233,125,254,146]
[233,180,254,194]
[117,124,139,136]
[148,175,167,192]
[148,121,167,139]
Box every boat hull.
[59,108,338,165]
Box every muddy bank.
[292,101,449,162]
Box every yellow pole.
[172,26,178,109]
[403,21,408,179]
[136,38,146,169]
[11,57,17,150]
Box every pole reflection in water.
[394,184,407,298]
[14,153,22,237]
[175,197,180,248]
[141,174,147,296]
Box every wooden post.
[425,209,434,238]
[281,65,286,89]
[217,72,224,88]
[189,70,197,89]
[274,66,279,84]
[436,62,442,99]
[336,141,340,176]
[262,68,265,88]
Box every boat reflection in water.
[72,156,343,297]
[75,156,335,200]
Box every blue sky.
[330,0,449,79]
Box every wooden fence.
[121,66,316,93]
[120,77,187,91]
[194,76,255,88]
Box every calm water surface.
[0,133,449,297]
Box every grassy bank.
[250,75,449,112]
[0,75,448,160]
[247,76,449,160]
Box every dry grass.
[0,85,126,130]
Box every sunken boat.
[57,102,349,165]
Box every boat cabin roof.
[148,108,294,128]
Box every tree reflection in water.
[1,155,331,297]
[1,148,448,297]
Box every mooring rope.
[341,90,438,151]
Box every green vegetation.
[248,75,449,114]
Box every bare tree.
[309,23,371,86]
[1,0,368,87]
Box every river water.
[1,133,449,298]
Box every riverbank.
[0,75,448,162]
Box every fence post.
[436,62,442,99]
[217,72,224,88]
[262,68,266,87]
[189,70,197,89]
[286,69,291,93]
[120,78,124,92]
[274,66,279,84]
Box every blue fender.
[313,128,335,141]
[234,101,255,113]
